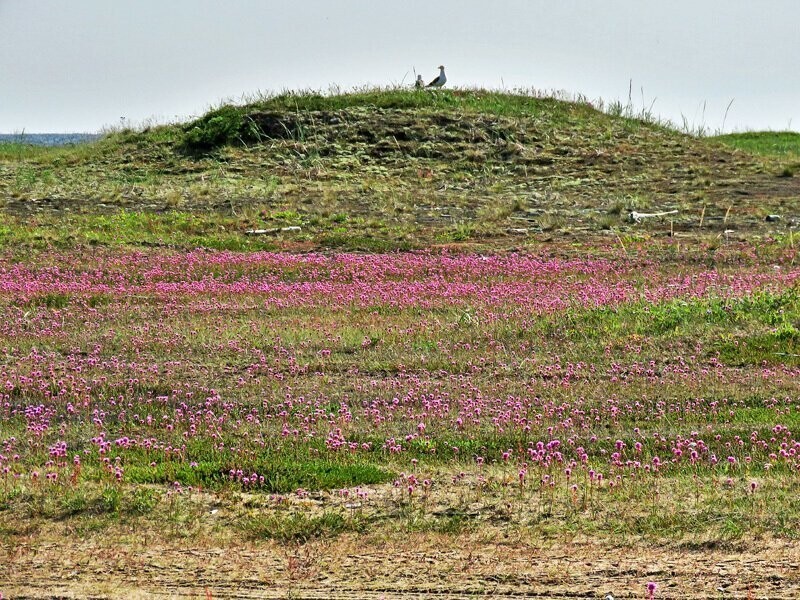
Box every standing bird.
[427,65,447,88]
[415,74,425,89]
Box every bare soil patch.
[4,527,800,599]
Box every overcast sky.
[1,0,798,133]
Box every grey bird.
[427,65,447,88]
[415,74,425,89]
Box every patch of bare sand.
[3,524,800,599]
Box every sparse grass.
[242,511,368,542]
[1,484,158,521]
[0,210,284,252]
[0,139,101,162]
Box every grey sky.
[1,0,797,133]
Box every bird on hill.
[427,65,447,88]
[415,74,425,89]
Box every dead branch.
[244,226,302,236]
[629,210,678,224]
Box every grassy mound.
[0,89,797,249]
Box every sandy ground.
[3,528,800,599]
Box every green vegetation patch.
[547,288,800,341]
[714,131,800,158]
[1,485,158,521]
[717,324,800,367]
[125,458,394,493]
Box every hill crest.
[1,89,798,249]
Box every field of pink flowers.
[2,243,800,553]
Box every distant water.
[0,133,101,146]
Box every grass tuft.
[242,511,368,542]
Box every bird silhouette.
[427,65,447,88]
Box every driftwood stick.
[628,210,678,224]
[244,226,302,236]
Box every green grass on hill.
[713,131,800,158]
[202,87,600,120]
[178,88,636,153]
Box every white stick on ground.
[629,210,678,223]
[245,226,302,235]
